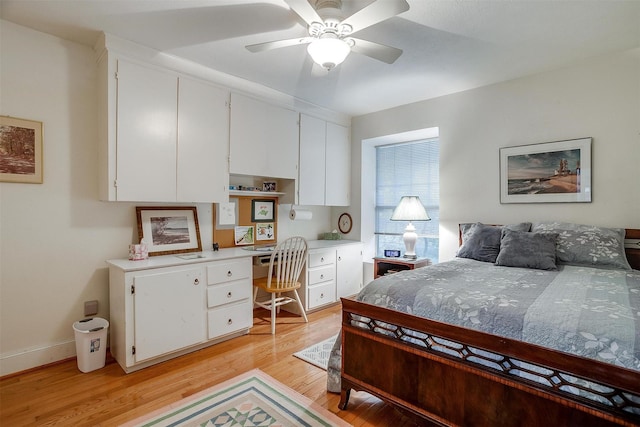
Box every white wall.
[350,48,640,262]
[0,21,332,375]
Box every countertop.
[107,239,361,272]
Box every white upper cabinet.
[325,122,350,206]
[116,60,178,202]
[177,78,229,202]
[299,114,326,205]
[298,114,351,206]
[229,93,299,179]
[99,55,229,202]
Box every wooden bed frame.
[339,228,640,426]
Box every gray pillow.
[495,229,559,270]
[531,222,631,270]
[456,223,502,263]
[460,222,532,245]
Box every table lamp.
[390,196,431,259]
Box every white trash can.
[73,317,109,373]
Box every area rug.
[293,334,339,371]
[121,368,350,427]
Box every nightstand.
[373,257,431,279]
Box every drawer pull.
[320,293,324,299]
[194,278,200,285]
[320,257,324,262]
[227,291,232,298]
[338,256,342,261]
[227,271,233,277]
[320,274,324,279]
[227,318,233,325]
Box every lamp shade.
[307,37,351,70]
[390,196,430,221]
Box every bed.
[329,222,640,426]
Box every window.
[375,139,439,262]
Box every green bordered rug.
[293,335,339,371]
[121,369,350,427]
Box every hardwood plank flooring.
[0,304,417,426]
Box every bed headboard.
[457,225,640,271]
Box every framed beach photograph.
[0,116,43,184]
[251,199,275,222]
[136,206,202,256]
[500,137,592,203]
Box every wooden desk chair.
[253,236,309,334]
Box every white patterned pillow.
[531,222,631,270]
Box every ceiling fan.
[246,0,410,71]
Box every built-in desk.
[107,239,361,373]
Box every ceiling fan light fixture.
[307,37,350,71]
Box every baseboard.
[0,340,76,377]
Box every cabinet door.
[325,122,351,206]
[177,78,229,202]
[133,267,206,362]
[298,114,326,205]
[337,244,363,298]
[116,59,177,201]
[229,93,299,179]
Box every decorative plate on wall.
[338,212,352,234]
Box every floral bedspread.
[328,258,640,393]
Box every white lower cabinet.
[108,257,253,373]
[206,258,253,340]
[132,266,206,362]
[287,242,363,314]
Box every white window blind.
[375,139,439,262]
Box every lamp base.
[403,254,417,260]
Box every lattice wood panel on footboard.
[339,298,640,427]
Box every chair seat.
[253,276,301,293]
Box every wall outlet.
[84,300,99,317]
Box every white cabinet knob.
[194,278,200,285]
[227,292,232,298]
[227,271,233,277]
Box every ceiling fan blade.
[285,0,323,26]
[349,38,403,64]
[246,37,314,53]
[341,0,410,34]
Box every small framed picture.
[136,206,202,256]
[263,181,277,192]
[234,226,255,245]
[256,223,275,241]
[0,115,44,184]
[251,199,275,222]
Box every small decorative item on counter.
[129,240,148,261]
[323,230,342,240]
[263,181,277,192]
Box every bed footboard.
[340,298,640,427]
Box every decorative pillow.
[495,229,559,270]
[456,223,504,263]
[459,222,532,246]
[531,222,631,270]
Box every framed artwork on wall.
[500,137,592,203]
[136,206,202,256]
[251,199,275,222]
[0,115,43,184]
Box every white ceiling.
[1,0,639,116]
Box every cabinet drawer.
[207,258,251,285]
[207,280,251,308]
[308,250,335,268]
[208,301,253,339]
[308,265,334,285]
[307,281,336,310]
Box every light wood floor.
[1,303,417,426]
